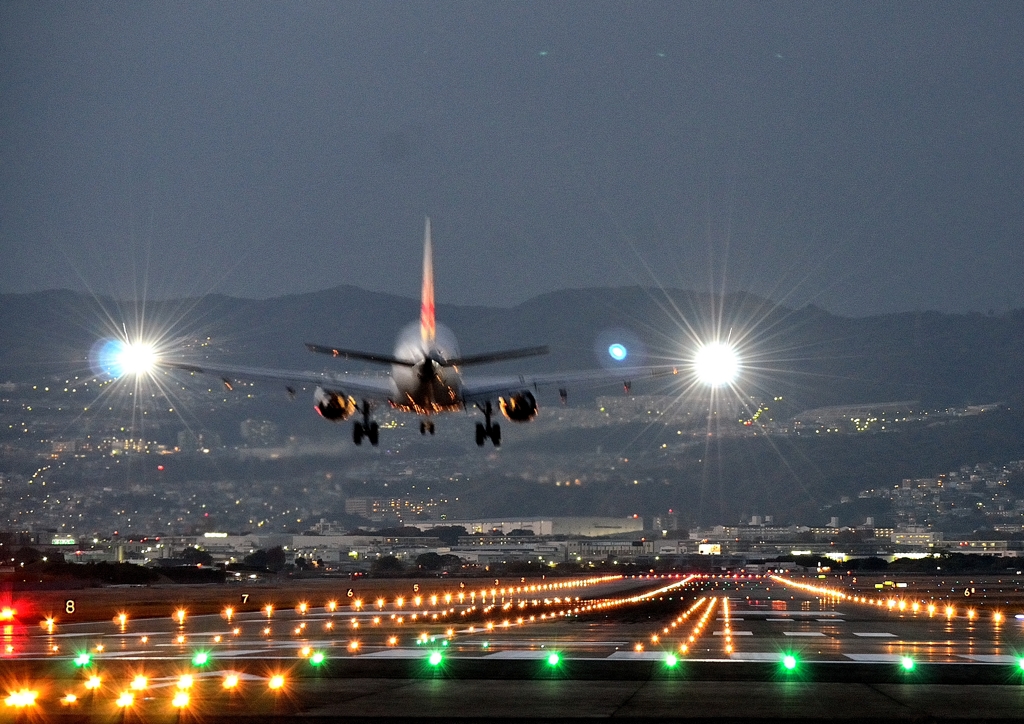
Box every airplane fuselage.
[388,322,464,415]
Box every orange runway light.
[116,692,134,708]
[172,691,190,708]
[222,674,239,689]
[4,689,38,708]
[84,676,102,691]
[268,675,285,691]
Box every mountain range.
[2,286,1023,411]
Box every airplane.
[143,219,678,447]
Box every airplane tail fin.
[420,217,436,345]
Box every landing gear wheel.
[428,421,435,435]
[353,422,364,446]
[368,421,379,446]
[475,422,486,447]
[420,421,427,435]
[490,423,501,447]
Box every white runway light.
[693,342,739,387]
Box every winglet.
[420,217,436,345]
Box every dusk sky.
[2,2,1022,316]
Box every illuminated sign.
[51,537,77,545]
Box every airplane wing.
[460,365,681,403]
[158,360,394,399]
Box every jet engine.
[499,391,538,422]
[314,387,357,421]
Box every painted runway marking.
[714,630,752,636]
[852,632,895,637]
[844,653,904,662]
[782,632,825,637]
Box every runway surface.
[3,573,1024,720]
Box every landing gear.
[474,402,501,447]
[353,401,379,446]
[419,420,435,435]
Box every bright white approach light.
[693,342,739,387]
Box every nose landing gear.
[419,420,435,435]
[474,401,501,447]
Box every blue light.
[608,344,628,361]
[96,339,130,378]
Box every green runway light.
[191,651,210,666]
[782,654,797,670]
[1018,657,1024,671]
[664,654,678,667]
[310,652,325,666]
[547,653,560,666]
[428,651,443,666]
[74,653,91,667]
[901,656,915,671]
